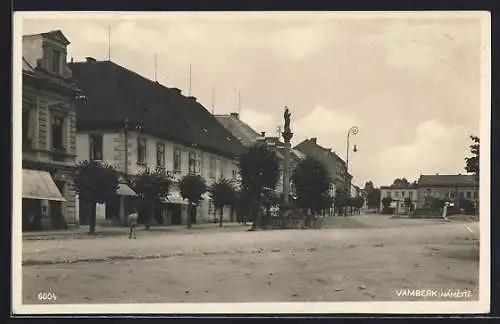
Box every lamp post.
[346,126,359,196]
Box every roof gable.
[214,115,260,147]
[41,30,71,45]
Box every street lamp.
[346,126,359,196]
[346,126,359,173]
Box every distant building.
[21,30,83,231]
[350,183,361,198]
[69,59,245,226]
[294,137,349,189]
[416,174,479,209]
[380,183,418,214]
[214,113,305,198]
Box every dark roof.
[380,185,418,189]
[69,60,245,158]
[214,114,260,147]
[294,138,347,183]
[417,174,478,187]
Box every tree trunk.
[89,203,96,234]
[254,196,262,230]
[187,203,192,228]
[219,207,223,227]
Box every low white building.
[70,59,244,226]
[380,185,418,214]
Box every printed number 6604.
[38,292,57,301]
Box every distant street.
[22,215,479,304]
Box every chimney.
[261,132,266,137]
[187,96,197,102]
[230,112,239,119]
[311,137,317,144]
[85,57,96,63]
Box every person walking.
[127,206,139,239]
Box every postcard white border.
[12,11,491,315]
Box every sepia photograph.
[12,11,490,315]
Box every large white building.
[70,58,244,226]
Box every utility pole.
[154,53,158,82]
[238,90,241,114]
[107,26,111,61]
[188,64,192,96]
[211,88,215,114]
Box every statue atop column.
[282,106,293,142]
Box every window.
[220,160,226,178]
[22,109,32,149]
[188,151,196,173]
[137,137,147,164]
[409,191,413,199]
[401,191,406,197]
[52,49,61,74]
[51,115,65,151]
[195,154,201,173]
[156,142,165,168]
[173,147,181,172]
[209,156,216,178]
[474,191,478,199]
[466,191,472,199]
[395,191,399,198]
[89,134,103,160]
[387,191,392,198]
[459,192,464,199]
[232,168,238,179]
[450,191,455,199]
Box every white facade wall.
[379,188,418,212]
[75,130,240,224]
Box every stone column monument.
[282,106,293,205]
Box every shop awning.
[22,169,66,202]
[117,183,136,196]
[167,191,189,205]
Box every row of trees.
[75,139,378,233]
[74,161,237,233]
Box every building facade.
[380,185,418,214]
[416,174,479,209]
[294,138,350,190]
[70,59,245,226]
[21,30,83,231]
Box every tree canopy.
[292,157,332,215]
[133,167,172,204]
[179,173,208,228]
[238,143,280,229]
[238,144,280,195]
[209,177,236,227]
[73,160,119,233]
[132,167,173,229]
[465,135,479,178]
[363,181,381,209]
[392,178,410,187]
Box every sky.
[19,12,486,188]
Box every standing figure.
[127,206,139,239]
[283,107,291,133]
